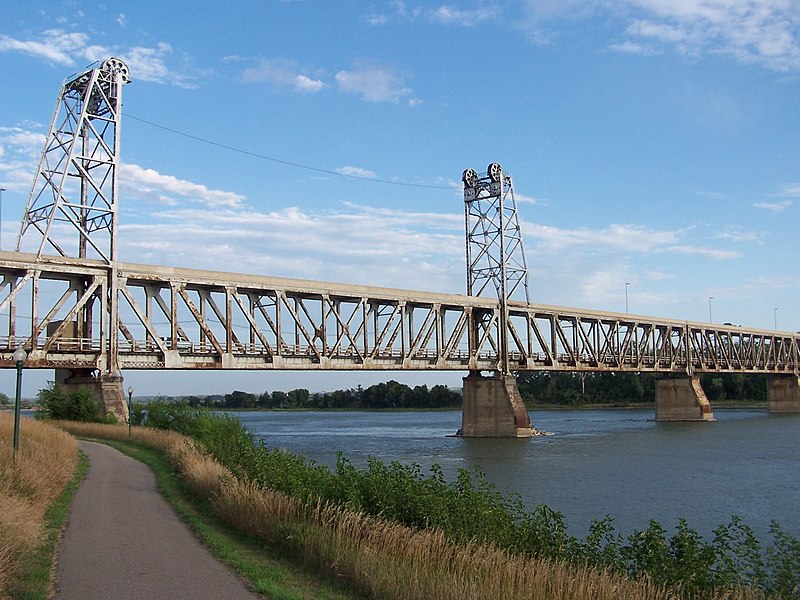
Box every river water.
[236,408,800,543]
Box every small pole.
[127,385,133,436]
[625,282,630,314]
[708,296,713,323]
[12,346,27,462]
[774,308,778,331]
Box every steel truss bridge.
[0,251,797,376]
[1,56,798,389]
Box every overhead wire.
[124,113,453,190]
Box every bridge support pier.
[55,368,129,422]
[655,377,715,421]
[767,376,800,413]
[457,372,533,437]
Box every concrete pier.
[55,368,129,422]
[458,372,533,437]
[767,376,800,413]
[655,377,715,421]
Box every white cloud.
[0,29,197,87]
[608,40,660,55]
[120,163,245,208]
[523,0,800,72]
[336,166,378,179]
[754,200,793,213]
[0,29,88,65]
[660,244,741,260]
[427,5,500,26]
[241,58,325,93]
[335,63,416,104]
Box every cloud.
[660,245,741,260]
[120,163,245,208]
[426,5,500,26]
[335,62,417,104]
[754,200,792,213]
[241,58,325,93]
[608,40,660,55]
[0,29,88,65]
[523,0,800,72]
[336,166,378,179]
[0,29,197,87]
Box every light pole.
[708,296,713,323]
[774,308,778,331]
[12,346,27,462]
[625,282,630,314]
[127,385,133,435]
[0,187,6,251]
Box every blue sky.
[1,0,799,396]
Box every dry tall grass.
[0,413,78,599]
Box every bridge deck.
[0,251,797,375]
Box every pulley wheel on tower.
[102,57,131,83]
[487,163,503,182]
[462,168,479,188]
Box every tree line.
[516,371,768,406]
[182,380,463,410]
[172,371,769,410]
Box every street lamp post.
[127,385,133,435]
[0,187,5,251]
[625,282,630,314]
[708,296,714,323]
[774,308,778,331]
[12,346,27,462]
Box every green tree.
[34,384,113,422]
[0,392,10,407]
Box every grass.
[0,413,79,600]
[10,453,89,600]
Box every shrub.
[35,384,108,423]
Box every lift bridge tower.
[459,163,534,437]
[16,57,131,418]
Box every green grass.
[99,438,365,600]
[11,451,90,600]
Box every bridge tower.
[16,57,131,419]
[459,164,533,437]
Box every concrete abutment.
[767,376,800,413]
[458,372,533,437]
[55,368,129,422]
[655,377,715,422]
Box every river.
[236,407,800,543]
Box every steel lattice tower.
[17,57,131,378]
[463,163,530,373]
[17,57,131,263]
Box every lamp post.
[625,282,630,314]
[127,385,133,435]
[774,308,778,331]
[12,346,27,462]
[708,296,714,323]
[0,187,5,251]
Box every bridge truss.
[0,251,796,376]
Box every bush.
[35,384,108,423]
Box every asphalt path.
[53,440,261,600]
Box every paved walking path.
[53,440,261,600]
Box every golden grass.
[0,413,78,599]
[58,421,766,600]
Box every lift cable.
[125,113,453,190]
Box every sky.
[1,0,799,397]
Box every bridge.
[1,58,799,436]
